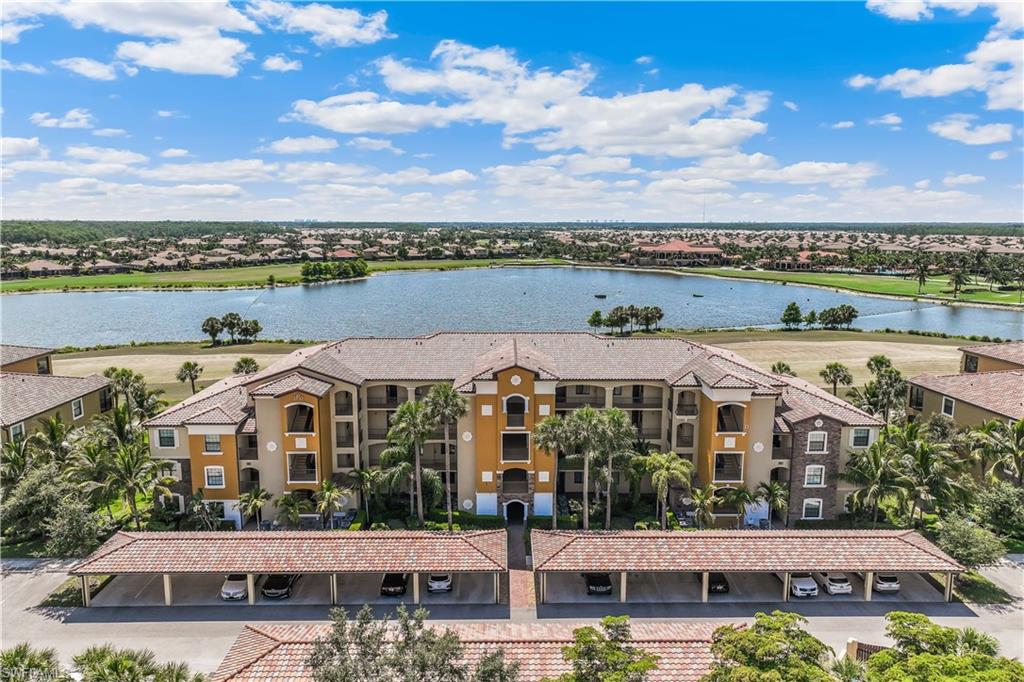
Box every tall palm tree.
[274,491,314,528]
[175,361,203,395]
[912,256,931,294]
[380,438,416,517]
[567,406,603,530]
[949,266,972,299]
[386,400,437,524]
[0,437,32,486]
[894,429,962,526]
[235,486,272,527]
[979,419,1024,485]
[645,452,693,529]
[690,484,719,530]
[315,479,350,527]
[30,414,76,470]
[94,403,136,447]
[535,415,574,530]
[756,480,788,529]
[69,440,117,520]
[105,442,173,530]
[840,439,903,528]
[722,485,759,529]
[346,467,380,524]
[425,383,468,531]
[0,643,66,682]
[598,408,638,529]
[819,362,854,396]
[103,367,145,422]
[233,356,259,375]
[770,361,796,377]
[131,386,168,420]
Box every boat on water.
[594,293,607,299]
[692,293,704,297]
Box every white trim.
[155,428,178,449]
[806,431,828,454]
[803,464,826,488]
[849,427,871,449]
[500,431,531,464]
[9,422,25,441]
[502,394,529,412]
[941,396,955,417]
[286,450,319,484]
[71,398,85,420]
[203,433,222,454]
[801,498,824,520]
[204,465,226,489]
[711,451,744,484]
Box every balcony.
[335,423,354,448]
[637,427,663,440]
[334,398,353,417]
[287,457,317,483]
[556,385,606,409]
[713,454,743,482]
[335,452,355,468]
[614,396,663,409]
[675,403,698,417]
[502,479,529,494]
[367,428,389,441]
[506,413,525,428]
[502,433,530,462]
[367,397,403,409]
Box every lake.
[1,267,1021,347]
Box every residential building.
[631,239,724,266]
[958,341,1024,373]
[1,344,54,374]
[0,367,113,443]
[142,333,880,528]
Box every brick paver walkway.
[507,523,535,608]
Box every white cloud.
[927,113,1013,144]
[0,20,41,44]
[29,108,95,129]
[346,136,405,155]
[65,144,148,164]
[1,136,47,159]
[914,179,931,189]
[783,101,799,111]
[943,173,985,186]
[262,53,301,72]
[159,148,190,158]
[279,161,476,186]
[156,110,185,118]
[846,74,876,88]
[139,159,279,183]
[261,135,338,154]
[867,112,902,128]
[1,58,45,74]
[635,55,653,65]
[54,57,117,80]
[988,150,1008,160]
[117,36,252,77]
[93,128,128,137]
[831,121,855,129]
[648,152,881,188]
[246,1,393,47]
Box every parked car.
[789,572,819,598]
[332,509,358,529]
[582,573,613,595]
[427,573,453,593]
[816,573,852,595]
[873,574,901,593]
[220,574,249,601]
[261,574,300,599]
[694,572,730,594]
[380,573,409,596]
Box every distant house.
[0,362,113,443]
[258,238,287,247]
[330,248,359,260]
[129,256,179,271]
[220,238,246,247]
[632,239,724,266]
[84,259,128,274]
[22,259,72,277]
[1,344,54,374]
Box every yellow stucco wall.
[1,387,107,444]
[278,390,325,492]
[1,354,49,374]
[913,388,1008,428]
[696,394,750,487]
[189,433,239,500]
[974,355,1023,372]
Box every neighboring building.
[142,333,881,528]
[958,341,1024,373]
[1,344,54,374]
[632,240,724,266]
[211,622,719,682]
[1,371,113,443]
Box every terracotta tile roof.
[909,371,1024,420]
[249,372,333,398]
[775,375,882,427]
[958,341,1024,369]
[143,374,252,428]
[530,530,962,573]
[0,372,109,427]
[71,530,507,576]
[637,239,723,255]
[212,622,721,682]
[0,344,53,367]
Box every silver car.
[816,572,852,595]
[427,573,453,592]
[873,574,901,593]
[220,574,249,600]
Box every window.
[909,386,924,410]
[963,354,978,373]
[804,465,825,487]
[99,387,113,412]
[716,404,745,433]
[851,428,871,448]
[677,423,694,448]
[204,434,222,453]
[285,404,315,433]
[802,498,823,520]
[575,385,590,395]
[287,452,318,482]
[505,396,527,428]
[612,386,622,396]
[573,471,583,484]
[36,356,50,374]
[157,429,177,448]
[713,452,743,482]
[9,423,25,441]
[807,431,827,453]
[942,396,955,417]
[71,398,84,420]
[501,432,530,462]
[204,466,225,488]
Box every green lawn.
[682,268,1024,307]
[949,570,1016,605]
[0,258,564,293]
[0,535,48,559]
[41,575,113,607]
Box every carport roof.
[531,530,962,573]
[71,530,507,576]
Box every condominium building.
[143,333,880,527]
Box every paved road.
[3,557,1021,673]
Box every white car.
[427,573,453,592]
[873,574,901,593]
[816,573,852,595]
[220,574,249,601]
[788,572,819,598]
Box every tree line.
[300,258,369,283]
[587,305,665,334]
[780,301,859,330]
[200,312,262,346]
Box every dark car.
[695,572,730,594]
[582,573,613,595]
[261,574,300,599]
[380,573,409,596]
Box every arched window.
[285,403,315,433]
[676,423,695,448]
[504,395,527,428]
[716,404,745,433]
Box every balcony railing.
[501,479,529,494]
[614,397,663,408]
[335,452,355,468]
[288,466,317,483]
[335,435,354,448]
[772,448,790,459]
[239,447,258,461]
[714,465,742,482]
[367,397,403,409]
[676,403,698,416]
[334,401,353,416]
[555,397,604,408]
[239,479,260,493]
[676,436,695,448]
[366,428,389,440]
[506,413,525,428]
[638,428,663,440]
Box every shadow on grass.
[956,571,1018,610]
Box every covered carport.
[70,529,507,607]
[531,529,962,605]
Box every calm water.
[1,267,1021,347]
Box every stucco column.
[701,572,709,603]
[619,572,628,603]
[863,571,873,601]
[782,573,790,602]
[247,574,256,605]
[539,573,547,604]
[945,572,955,602]
[80,576,91,607]
[330,574,338,605]
[494,573,500,604]
[412,572,420,604]
[163,574,173,606]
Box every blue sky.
[1,1,1021,222]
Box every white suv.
[220,574,248,601]
[873,574,901,593]
[788,572,819,598]
[816,573,852,595]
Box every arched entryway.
[505,500,527,524]
[240,467,260,494]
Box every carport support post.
[163,574,173,606]
[945,572,955,602]
[494,573,500,604]
[539,573,547,604]
[864,571,873,601]
[701,572,709,603]
[782,573,790,602]
[247,574,255,605]
[413,572,420,604]
[619,572,628,603]
[80,576,91,607]
[330,574,338,605]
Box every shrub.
[43,496,105,558]
[936,517,1005,571]
[974,481,1024,541]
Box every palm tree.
[840,439,903,528]
[0,643,66,681]
[893,427,962,525]
[645,452,693,529]
[598,408,638,529]
[425,383,468,531]
[912,256,931,294]
[103,367,145,422]
[690,484,719,530]
[722,485,759,529]
[131,385,168,420]
[380,438,417,517]
[979,419,1024,485]
[830,656,865,682]
[274,491,314,528]
[346,467,380,524]
[235,486,272,527]
[819,362,853,396]
[93,403,136,446]
[30,414,75,470]
[233,356,259,375]
[69,440,117,520]
[0,437,32,486]
[106,442,173,530]
[175,361,203,395]
[535,415,575,530]
[315,479,350,527]
[386,400,437,524]
[949,266,971,299]
[770,361,796,377]
[756,480,788,529]
[566,406,603,530]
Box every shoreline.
[1,261,1022,312]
